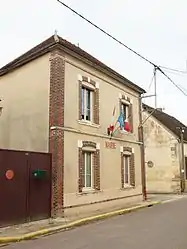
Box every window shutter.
[78,82,82,120]
[121,153,124,188]
[129,153,135,187]
[93,89,99,124]
[93,150,100,190]
[78,149,85,192]
[119,99,122,113]
[128,103,133,133]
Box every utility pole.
[153,66,157,109]
[177,126,185,193]
[138,66,159,201]
[139,67,158,201]
[138,98,147,201]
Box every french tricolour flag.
[117,113,130,132]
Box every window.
[120,100,132,133]
[83,151,93,189]
[121,147,135,188]
[81,87,92,121]
[78,76,99,125]
[123,155,130,185]
[121,103,129,121]
[78,141,100,193]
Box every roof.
[143,103,187,141]
[0,35,145,94]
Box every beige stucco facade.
[143,111,181,193]
[63,54,143,217]
[64,133,142,217]
[0,45,143,218]
[0,54,50,152]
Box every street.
[5,196,187,249]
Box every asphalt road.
[5,197,187,249]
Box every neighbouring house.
[0,34,146,221]
[143,103,187,194]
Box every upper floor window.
[121,102,129,122]
[78,75,99,125]
[81,86,92,121]
[119,95,133,133]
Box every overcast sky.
[1,0,187,124]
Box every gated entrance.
[0,149,51,227]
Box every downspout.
[177,138,183,194]
[177,128,186,193]
[138,96,147,201]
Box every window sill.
[120,185,134,190]
[77,189,101,196]
[78,120,100,128]
[119,130,133,135]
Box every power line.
[56,0,156,67]
[177,84,187,95]
[161,68,187,76]
[158,67,187,96]
[159,65,187,74]
[56,0,187,97]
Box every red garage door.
[0,149,52,227]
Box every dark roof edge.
[142,103,187,139]
[0,37,56,76]
[0,35,145,94]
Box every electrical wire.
[160,68,187,76]
[177,84,187,95]
[56,0,156,67]
[158,68,187,94]
[56,0,187,97]
[157,67,187,96]
[159,65,187,74]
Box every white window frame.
[81,86,93,122]
[83,151,93,190]
[121,103,129,121]
[123,155,131,187]
[121,101,130,134]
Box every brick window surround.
[121,147,135,188]
[78,75,99,125]
[78,141,100,192]
[119,94,133,133]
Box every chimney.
[157,108,163,112]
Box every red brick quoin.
[49,49,65,217]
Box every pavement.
[0,193,185,247]
[2,194,187,249]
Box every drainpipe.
[177,127,186,192]
[180,128,185,192]
[138,97,147,201]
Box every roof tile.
[143,103,187,141]
[0,35,145,94]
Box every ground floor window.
[121,147,135,188]
[123,155,130,185]
[83,151,93,189]
[78,141,100,192]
